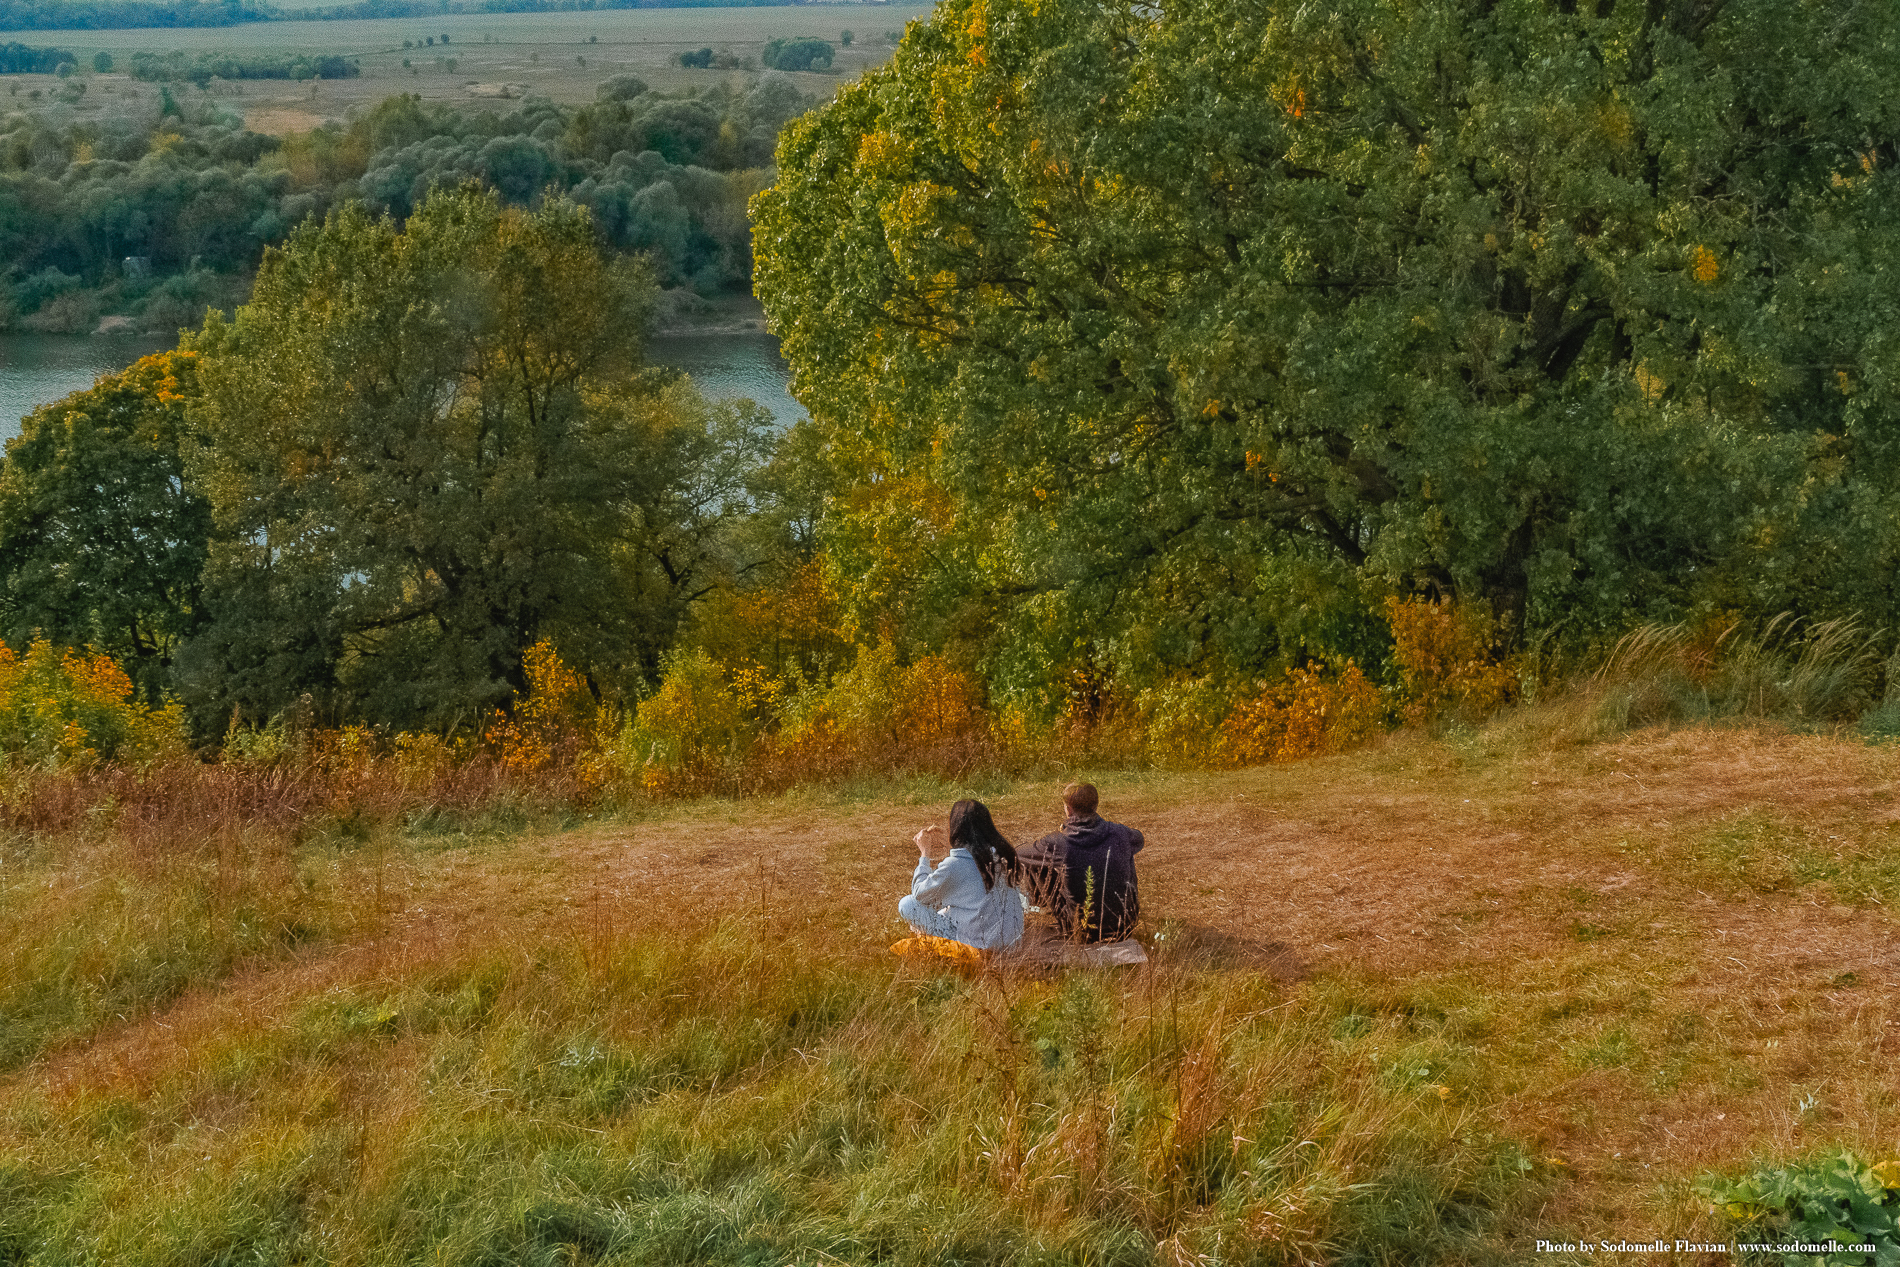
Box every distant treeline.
[0,39,72,70]
[0,0,266,31]
[0,0,803,32]
[0,75,815,331]
[128,49,359,83]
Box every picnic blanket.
[890,935,985,969]
[890,930,1148,970]
[1007,931,1149,968]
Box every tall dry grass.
[3,605,1893,1093]
[0,730,595,1074]
[0,908,1532,1265]
[1491,614,1887,748]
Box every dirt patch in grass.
[240,107,327,134]
[492,725,1900,1238]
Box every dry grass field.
[3,715,1894,1263]
[1,4,933,131]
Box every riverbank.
[2,292,798,435]
[0,267,250,338]
[651,288,773,337]
[0,277,764,339]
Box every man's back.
[1030,813,1144,942]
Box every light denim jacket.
[911,847,1025,950]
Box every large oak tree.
[753,0,1900,704]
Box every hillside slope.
[3,723,1895,1263]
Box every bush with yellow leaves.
[486,640,597,775]
[1135,678,1234,768]
[614,641,990,797]
[814,642,983,753]
[631,647,751,769]
[1218,661,1384,766]
[0,638,184,766]
[1385,597,1516,726]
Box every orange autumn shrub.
[0,638,184,765]
[1385,596,1516,726]
[890,654,985,747]
[487,640,598,774]
[1218,660,1383,766]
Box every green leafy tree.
[0,351,213,705]
[0,44,76,74]
[753,0,1900,704]
[762,37,833,73]
[183,185,771,733]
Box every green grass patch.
[0,849,338,1071]
[0,923,1537,1264]
[1676,811,1900,905]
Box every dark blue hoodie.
[1026,814,1144,942]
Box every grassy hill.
[2,718,1896,1263]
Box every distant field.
[0,3,934,127]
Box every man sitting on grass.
[1019,782,1145,943]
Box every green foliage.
[127,49,361,85]
[182,186,772,732]
[0,40,72,73]
[595,72,647,101]
[0,101,295,326]
[1702,1152,1900,1265]
[678,46,713,68]
[2,78,813,329]
[761,36,832,72]
[0,351,213,705]
[339,80,812,287]
[0,0,270,30]
[0,0,812,32]
[754,0,1900,701]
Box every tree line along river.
[0,327,802,439]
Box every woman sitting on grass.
[899,799,1025,951]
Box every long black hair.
[949,798,1020,891]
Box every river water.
[0,328,801,440]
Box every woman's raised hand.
[913,824,944,857]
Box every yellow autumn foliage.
[0,638,184,766]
